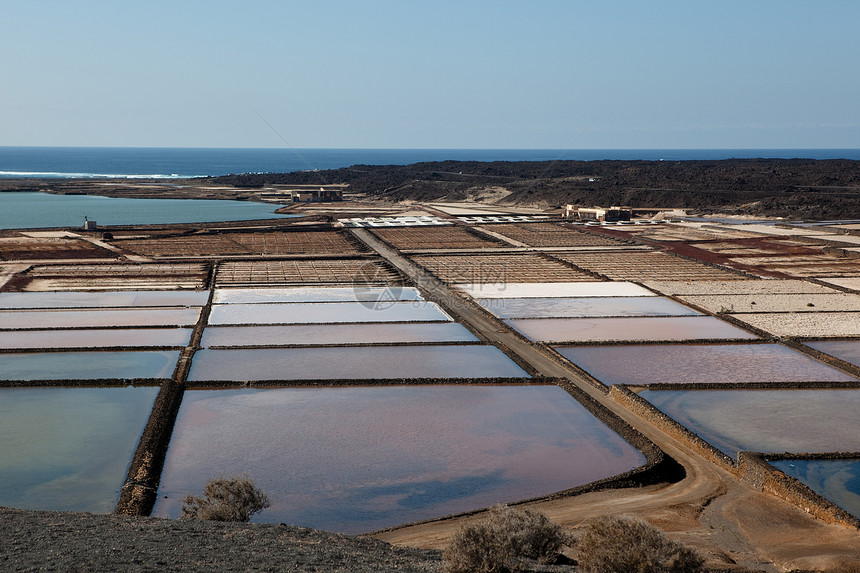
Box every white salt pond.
[0,351,180,381]
[478,296,700,319]
[772,459,860,519]
[213,286,424,304]
[188,346,529,381]
[201,323,478,347]
[153,385,646,533]
[455,282,656,299]
[0,386,158,512]
[640,389,860,458]
[555,344,857,386]
[207,301,452,325]
[0,308,201,329]
[0,328,192,350]
[0,290,207,309]
[507,316,756,343]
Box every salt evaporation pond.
[772,459,860,519]
[0,308,200,329]
[478,296,699,319]
[153,385,646,533]
[0,290,207,309]
[0,328,192,349]
[0,351,180,381]
[806,340,860,368]
[202,323,478,348]
[555,344,857,386]
[207,301,451,325]
[507,316,756,343]
[640,389,860,458]
[188,346,529,381]
[457,282,656,299]
[213,286,423,304]
[0,386,158,512]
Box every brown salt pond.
[0,308,201,329]
[201,323,478,348]
[152,385,646,533]
[187,346,529,381]
[640,389,860,458]
[0,386,159,512]
[555,344,857,386]
[0,328,193,350]
[507,316,756,343]
[478,296,700,319]
[0,290,207,309]
[207,301,451,325]
[0,351,180,381]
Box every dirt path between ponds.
[350,228,860,572]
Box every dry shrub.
[576,515,704,573]
[443,505,567,573]
[180,474,270,522]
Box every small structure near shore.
[566,205,632,222]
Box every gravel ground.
[643,279,838,296]
[729,311,860,338]
[679,293,860,314]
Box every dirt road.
[351,228,860,571]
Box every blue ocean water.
[1,147,858,179]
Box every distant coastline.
[1,147,859,180]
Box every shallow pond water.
[207,301,451,325]
[0,328,192,349]
[213,287,423,305]
[507,316,756,343]
[0,351,180,381]
[457,282,656,299]
[201,323,478,347]
[0,386,158,512]
[806,340,860,368]
[640,389,860,458]
[772,459,860,519]
[153,385,646,533]
[478,296,700,319]
[0,308,200,329]
[0,290,207,309]
[555,344,857,385]
[188,346,529,381]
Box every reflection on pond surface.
[0,328,192,349]
[555,344,857,385]
[207,301,451,325]
[640,389,860,458]
[0,308,200,329]
[188,346,529,381]
[772,459,860,519]
[507,316,755,343]
[0,350,180,380]
[0,290,207,309]
[201,323,478,347]
[806,340,860,368]
[478,296,700,319]
[154,385,646,533]
[0,386,158,512]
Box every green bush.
[180,474,270,522]
[575,515,704,573]
[443,505,567,573]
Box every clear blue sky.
[4,0,859,149]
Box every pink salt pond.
[507,316,756,343]
[555,344,857,386]
[153,385,646,533]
